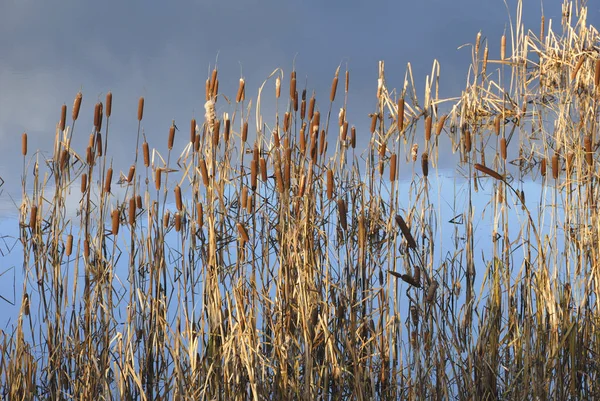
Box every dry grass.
[2,1,600,399]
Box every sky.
[0,1,598,326]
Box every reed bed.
[2,1,600,399]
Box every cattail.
[155,168,162,191]
[111,210,119,235]
[66,234,73,256]
[341,121,349,142]
[167,125,175,150]
[299,123,307,153]
[29,205,38,230]
[174,185,183,211]
[584,135,593,167]
[136,194,142,209]
[390,153,397,181]
[164,210,170,228]
[293,90,298,112]
[312,111,321,135]
[500,138,507,160]
[189,119,196,143]
[474,163,504,181]
[59,104,67,131]
[319,129,326,155]
[421,153,429,177]
[289,76,296,100]
[86,146,94,165]
[143,141,150,167]
[338,108,346,127]
[199,159,209,186]
[345,70,349,92]
[284,149,291,190]
[83,238,90,258]
[210,68,218,97]
[237,223,250,242]
[370,113,378,134]
[500,34,506,60]
[127,165,136,183]
[274,161,284,193]
[129,197,136,226]
[72,92,82,121]
[337,199,347,231]
[205,79,210,101]
[327,169,334,200]
[566,152,574,176]
[552,153,559,179]
[595,59,600,89]
[89,133,95,148]
[251,160,258,190]
[81,173,88,193]
[395,215,417,249]
[330,70,339,102]
[425,115,432,141]
[174,213,181,232]
[246,192,253,213]
[137,97,144,121]
[427,281,439,303]
[21,132,27,156]
[196,202,204,227]
[483,45,489,75]
[242,121,248,143]
[301,98,306,120]
[464,130,472,153]
[193,132,200,151]
[310,131,318,161]
[273,129,281,148]
[397,98,405,132]
[413,266,421,287]
[284,112,291,133]
[212,119,220,147]
[94,102,103,131]
[260,157,267,181]
[241,186,248,209]
[60,149,69,171]
[541,158,547,177]
[495,114,501,135]
[540,15,545,42]
[23,293,30,316]
[236,78,245,102]
[351,126,356,148]
[105,92,112,118]
[224,117,230,143]
[572,56,585,80]
[104,168,113,194]
[308,95,315,120]
[96,133,103,156]
[379,142,386,174]
[436,115,447,136]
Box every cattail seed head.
[168,125,175,150]
[351,126,356,148]
[111,210,119,235]
[129,198,136,226]
[72,92,82,121]
[205,79,210,101]
[81,173,88,193]
[500,138,507,160]
[59,104,67,132]
[341,121,348,142]
[495,114,502,135]
[83,239,90,258]
[164,210,170,228]
[86,146,94,165]
[572,56,585,80]
[190,119,196,143]
[155,168,162,191]
[540,158,547,177]
[474,163,504,181]
[210,68,218,97]
[251,159,258,190]
[390,153,397,181]
[143,141,150,167]
[584,135,593,167]
[66,234,73,256]
[464,130,472,153]
[595,59,600,88]
[236,78,245,103]
[370,113,378,134]
[397,98,405,132]
[196,202,204,227]
[105,92,112,117]
[29,205,38,230]
[337,199,347,231]
[330,71,339,102]
[137,97,144,121]
[174,213,181,232]
[289,76,296,101]
[436,115,447,136]
[242,121,248,143]
[241,186,248,209]
[199,159,209,186]
[308,95,315,120]
[293,90,298,112]
[224,117,230,143]
[421,153,429,177]
[127,164,135,183]
[395,215,417,249]
[60,149,69,171]
[21,132,27,156]
[104,168,113,194]
[275,76,281,98]
[425,115,432,141]
[94,102,103,131]
[174,185,183,211]
[260,157,267,181]
[212,119,220,147]
[237,222,250,242]
[96,133,103,157]
[284,112,291,133]
[301,99,306,120]
[327,169,334,200]
[345,70,349,92]
[23,293,30,316]
[501,34,506,60]
[136,194,142,209]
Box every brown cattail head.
[421,153,429,177]
[397,98,405,132]
[210,68,218,97]
[86,146,95,165]
[205,79,210,101]
[236,78,245,103]
[111,210,119,235]
[21,132,27,156]
[552,153,559,179]
[436,115,447,136]
[370,113,378,134]
[104,168,113,194]
[584,135,593,167]
[540,15,545,42]
[284,112,291,133]
[345,70,350,92]
[541,157,547,177]
[301,98,306,120]
[595,59,600,89]
[174,185,183,211]
[66,234,73,256]
[299,123,306,153]
[212,119,220,147]
[168,125,175,150]
[327,169,334,200]
[341,121,349,142]
[259,157,267,181]
[196,202,204,227]
[94,102,103,131]
[425,115,432,141]
[164,210,170,228]
[427,281,439,303]
[241,186,248,210]
[137,97,144,121]
[190,119,196,143]
[59,104,67,132]
[199,159,209,186]
[174,213,181,232]
[237,222,250,242]
[571,56,585,80]
[351,126,356,148]
[72,92,82,121]
[464,130,472,153]
[330,69,339,102]
[290,76,296,101]
[136,194,142,209]
[83,239,90,259]
[105,92,112,117]
[308,94,315,120]
[29,205,38,230]
[127,164,136,183]
[155,168,162,191]
[500,138,507,160]
[390,153,397,181]
[337,199,347,231]
[501,34,506,60]
[23,293,30,316]
[143,141,150,167]
[60,149,69,171]
[495,114,501,135]
[224,118,231,144]
[129,197,136,226]
[96,133,103,157]
[275,76,281,98]
[81,173,88,193]
[251,159,258,190]
[395,215,417,249]
[242,121,248,143]
[474,163,504,181]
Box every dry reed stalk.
[370,113,378,134]
[421,153,429,177]
[390,153,397,181]
[251,161,258,190]
[21,133,27,156]
[500,138,507,160]
[59,104,67,132]
[464,130,472,152]
[196,202,203,227]
[541,158,547,176]
[72,92,82,121]
[425,115,432,141]
[351,126,356,148]
[81,174,87,193]
[127,165,135,182]
[330,70,339,102]
[169,125,176,150]
[155,168,162,191]
[106,92,112,117]
[584,135,593,167]
[190,119,196,143]
[164,210,170,228]
[397,98,405,132]
[104,168,113,194]
[137,97,144,121]
[571,56,585,80]
[66,234,73,256]
[395,215,417,249]
[199,160,209,187]
[174,185,183,211]
[260,157,267,181]
[175,213,181,232]
[29,205,38,230]
[242,121,248,142]
[111,210,119,235]
[236,78,245,102]
[327,169,334,200]
[96,133,103,156]
[501,34,506,60]
[143,141,150,167]
[237,223,250,242]
[339,108,345,127]
[552,153,559,179]
[337,199,347,231]
[94,102,103,131]
[312,111,321,135]
[474,163,504,181]
[129,198,136,226]
[309,95,315,120]
[136,194,142,209]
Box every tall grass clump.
[2,1,600,399]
